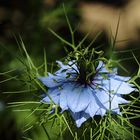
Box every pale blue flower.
[39,61,135,127]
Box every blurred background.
[0,0,140,139]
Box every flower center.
[76,59,96,85]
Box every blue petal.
[114,75,130,81]
[94,74,134,95]
[41,88,60,104]
[96,108,106,116]
[97,61,118,74]
[67,61,78,72]
[106,78,134,94]
[107,94,120,111]
[55,61,70,75]
[93,90,121,112]
[96,61,104,70]
[96,61,108,73]
[90,89,120,115]
[59,87,68,111]
[62,83,90,113]
[39,73,65,88]
[115,94,130,104]
[112,108,120,114]
[71,111,90,127]
[92,89,129,115]
[85,88,100,117]
[56,61,78,76]
[93,89,109,109]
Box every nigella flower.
[39,60,135,127]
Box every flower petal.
[59,88,68,111]
[93,89,109,109]
[96,61,104,70]
[63,83,90,113]
[93,90,121,112]
[114,75,130,81]
[115,94,130,104]
[85,89,100,117]
[96,61,108,73]
[71,111,90,127]
[39,73,64,88]
[56,61,78,76]
[107,78,134,94]
[96,108,106,116]
[41,88,60,104]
